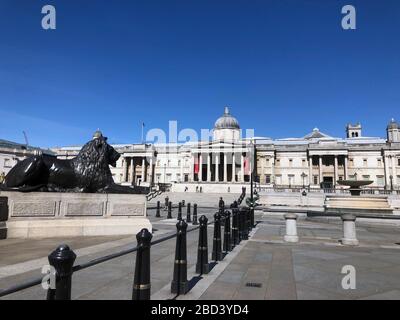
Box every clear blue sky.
[0,0,399,147]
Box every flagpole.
[141,122,144,144]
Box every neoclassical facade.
[52,109,400,191]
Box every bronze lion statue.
[1,133,149,194]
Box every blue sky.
[0,0,399,147]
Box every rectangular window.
[363,159,368,167]
[275,175,282,185]
[184,174,189,182]
[288,175,295,185]
[302,159,306,167]
[377,159,382,167]
[398,159,400,166]
[265,174,271,184]
[266,158,270,166]
[377,175,385,186]
[176,174,181,182]
[397,175,400,185]
[289,159,293,167]
[349,159,354,167]
[313,175,318,185]
[166,174,171,183]
[349,174,356,180]
[362,175,370,181]
[3,158,11,168]
[276,159,280,166]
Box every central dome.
[214,106,240,129]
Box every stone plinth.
[0,191,151,239]
[284,213,299,243]
[341,213,359,246]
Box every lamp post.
[301,172,306,189]
[250,140,255,205]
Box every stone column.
[130,158,135,184]
[232,153,236,182]
[344,156,348,180]
[284,213,299,243]
[207,153,211,182]
[341,214,359,246]
[319,156,323,185]
[392,156,397,187]
[215,153,219,182]
[180,157,184,182]
[308,156,313,185]
[149,158,153,184]
[241,153,245,183]
[259,157,266,184]
[223,153,227,182]
[384,155,390,188]
[199,153,203,182]
[122,157,128,182]
[271,157,275,184]
[142,158,146,183]
[190,155,195,182]
[334,155,338,187]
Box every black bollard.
[196,215,209,275]
[238,208,245,241]
[186,203,192,223]
[164,197,169,211]
[177,202,182,220]
[47,244,76,300]
[212,212,223,261]
[132,228,152,300]
[231,208,239,246]
[167,201,172,219]
[241,209,249,240]
[156,201,161,218]
[223,210,232,253]
[171,220,189,295]
[192,204,198,225]
[247,208,252,233]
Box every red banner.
[194,155,199,174]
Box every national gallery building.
[52,107,400,193]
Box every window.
[377,176,385,186]
[362,175,370,181]
[288,175,295,185]
[265,174,271,184]
[302,159,306,167]
[167,160,171,167]
[289,159,293,167]
[313,175,318,185]
[276,159,280,166]
[178,160,181,166]
[3,158,11,168]
[339,176,344,181]
[363,159,368,167]
[397,175,400,185]
[398,159,400,166]
[166,174,171,183]
[184,174,189,182]
[176,174,181,182]
[266,158,270,166]
[349,174,356,180]
[275,175,282,185]
[377,159,382,167]
[349,158,354,167]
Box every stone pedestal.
[0,191,151,239]
[341,213,359,246]
[284,213,299,243]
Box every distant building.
[0,139,54,176]
[52,108,400,192]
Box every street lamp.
[301,172,306,189]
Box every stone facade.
[50,110,400,192]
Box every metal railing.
[0,193,252,300]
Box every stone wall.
[0,191,151,239]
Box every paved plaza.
[1,194,400,300]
